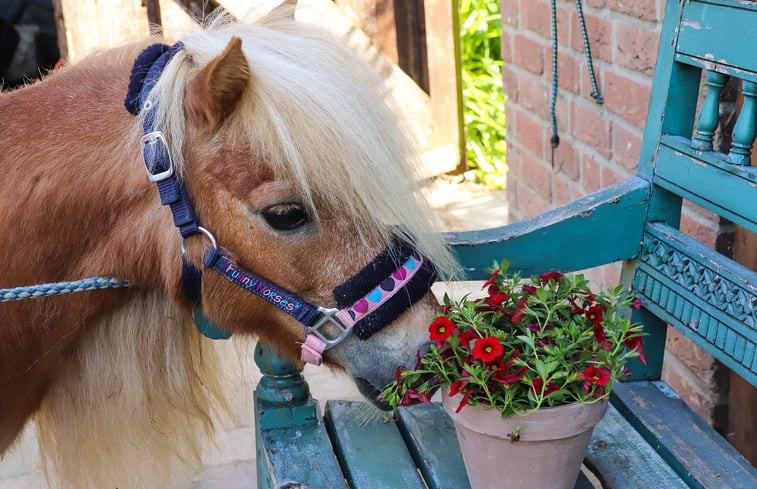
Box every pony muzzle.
[301,240,437,365]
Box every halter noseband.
[125,43,437,365]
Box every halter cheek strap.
[125,43,438,365]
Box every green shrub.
[460,0,507,188]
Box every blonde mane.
[142,12,458,276]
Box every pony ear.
[185,36,249,134]
[259,0,297,24]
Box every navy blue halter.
[124,43,437,357]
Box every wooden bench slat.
[255,410,348,489]
[612,381,757,489]
[325,400,426,489]
[587,403,688,489]
[395,403,471,489]
[677,0,757,78]
[655,136,757,233]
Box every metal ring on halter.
[180,226,218,255]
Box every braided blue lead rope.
[0,277,131,302]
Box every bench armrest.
[446,177,651,279]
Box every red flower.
[483,269,500,289]
[593,323,606,343]
[511,296,529,323]
[394,366,404,385]
[456,389,473,413]
[531,377,560,395]
[449,379,469,397]
[399,389,432,405]
[624,334,647,366]
[429,316,455,342]
[582,366,611,393]
[523,285,538,295]
[492,366,527,385]
[458,331,478,348]
[472,336,504,363]
[539,271,564,281]
[632,297,643,310]
[484,293,509,309]
[585,304,604,325]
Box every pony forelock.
[138,11,459,277]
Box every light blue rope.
[0,277,131,302]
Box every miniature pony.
[0,2,455,487]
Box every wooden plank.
[655,136,757,234]
[677,1,757,78]
[447,177,650,280]
[636,0,698,180]
[395,403,471,489]
[395,0,429,92]
[586,403,687,489]
[55,0,150,62]
[325,400,426,489]
[424,0,464,174]
[635,222,757,385]
[674,53,757,85]
[158,0,202,42]
[612,381,757,489]
[255,395,347,489]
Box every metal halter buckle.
[141,131,174,182]
[304,307,352,348]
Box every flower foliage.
[381,261,646,418]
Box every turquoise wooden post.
[727,80,757,166]
[254,342,317,429]
[254,343,347,489]
[691,70,728,152]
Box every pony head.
[137,2,458,402]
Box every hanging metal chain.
[549,0,604,172]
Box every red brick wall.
[500,0,728,425]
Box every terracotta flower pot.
[442,388,608,489]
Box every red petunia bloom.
[624,334,647,366]
[585,304,604,325]
[582,366,611,393]
[485,293,510,309]
[458,331,478,348]
[523,285,538,295]
[456,389,473,413]
[449,378,469,397]
[492,366,527,385]
[593,323,606,343]
[472,336,504,363]
[539,271,564,281]
[632,297,643,310]
[429,316,456,342]
[531,377,560,395]
[511,296,529,323]
[399,389,432,405]
[483,270,500,289]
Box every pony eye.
[261,202,310,231]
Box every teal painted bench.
[254,0,757,487]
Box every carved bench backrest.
[623,0,757,385]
